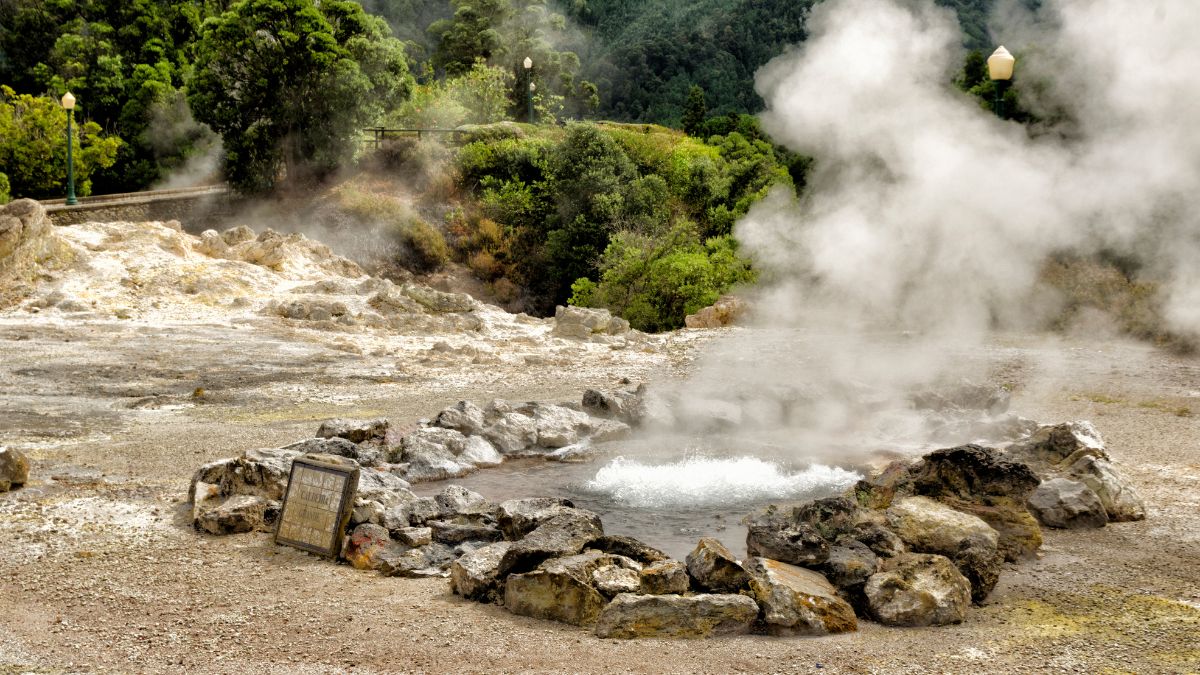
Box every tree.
[188,0,413,193]
[681,85,707,136]
[0,86,122,200]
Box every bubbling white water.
[584,455,862,509]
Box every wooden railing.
[362,127,467,149]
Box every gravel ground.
[1,316,1197,674]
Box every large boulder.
[685,537,750,593]
[499,511,604,575]
[885,496,1002,601]
[745,558,858,636]
[0,446,30,492]
[864,553,972,627]
[0,199,56,280]
[504,551,610,626]
[450,541,513,603]
[459,437,502,466]
[397,431,475,482]
[593,594,759,639]
[908,445,1043,561]
[1027,478,1108,529]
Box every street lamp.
[61,91,78,206]
[987,46,1015,119]
[523,57,534,124]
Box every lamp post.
[523,57,534,124]
[987,46,1015,119]
[61,91,78,206]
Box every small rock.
[639,559,691,595]
[451,541,514,603]
[429,520,504,545]
[588,535,669,564]
[380,542,458,578]
[434,485,495,518]
[593,594,759,639]
[685,537,750,593]
[433,401,488,435]
[284,437,383,467]
[316,418,389,445]
[496,497,579,540]
[395,526,433,547]
[342,524,402,571]
[745,558,858,636]
[592,562,642,597]
[0,447,31,492]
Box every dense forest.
[0,0,1001,328]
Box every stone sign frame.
[274,456,359,558]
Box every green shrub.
[0,173,9,205]
[338,188,449,273]
[574,222,756,332]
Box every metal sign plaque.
[275,456,359,558]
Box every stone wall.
[43,187,243,232]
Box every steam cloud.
[656,0,1200,456]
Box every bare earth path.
[1,317,1198,674]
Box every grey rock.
[434,401,487,435]
[745,505,830,566]
[1028,478,1109,529]
[499,512,605,576]
[593,594,759,639]
[820,541,879,604]
[553,305,630,338]
[429,519,504,545]
[380,542,458,578]
[395,526,433,547]
[483,412,539,454]
[587,535,669,564]
[434,485,495,517]
[496,497,580,540]
[745,558,858,636]
[283,437,383,467]
[685,537,750,593]
[581,388,642,424]
[531,404,594,448]
[1008,421,1109,472]
[0,446,30,492]
[355,468,414,507]
[639,559,690,595]
[460,436,502,466]
[864,553,972,627]
[1067,457,1145,522]
[504,550,610,626]
[316,418,389,445]
[188,447,301,503]
[399,439,475,483]
[450,541,513,602]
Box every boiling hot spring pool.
[415,440,863,560]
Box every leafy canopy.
[188,0,413,193]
